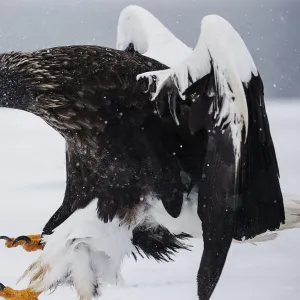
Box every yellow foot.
[0,284,41,300]
[0,235,44,252]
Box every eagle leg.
[0,283,41,300]
[0,234,44,252]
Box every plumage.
[0,10,284,300]
[117,5,192,67]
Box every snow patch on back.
[117,5,192,67]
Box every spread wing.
[138,15,284,300]
[0,12,285,299]
[116,5,192,67]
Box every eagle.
[0,6,285,300]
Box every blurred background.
[0,0,299,99]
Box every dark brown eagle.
[0,13,284,300]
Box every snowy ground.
[0,100,299,300]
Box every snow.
[0,100,299,300]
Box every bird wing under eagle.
[0,6,284,300]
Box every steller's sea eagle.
[0,9,284,300]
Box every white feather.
[117,5,192,67]
[70,243,98,300]
[20,199,141,299]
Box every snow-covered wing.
[116,5,192,67]
[138,15,259,176]
[138,13,284,236]
[139,15,258,135]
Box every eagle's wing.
[116,5,192,67]
[138,15,284,300]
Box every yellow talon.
[0,286,41,300]
[0,235,44,252]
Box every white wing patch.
[138,15,259,176]
[116,5,192,67]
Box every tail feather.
[131,223,192,262]
[241,196,300,244]
[280,197,300,230]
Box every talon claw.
[12,236,32,246]
[0,236,12,242]
[0,283,5,291]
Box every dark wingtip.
[0,283,5,291]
